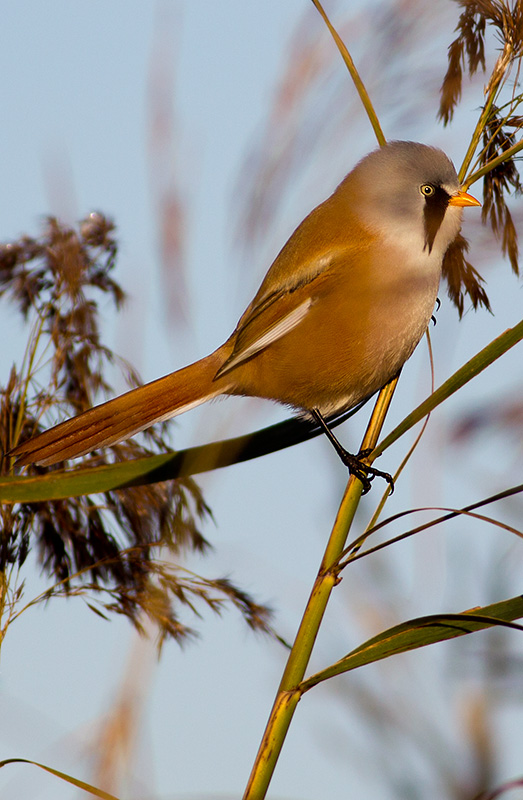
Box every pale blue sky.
[1,3,522,800]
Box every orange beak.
[448,189,481,208]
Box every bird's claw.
[341,448,394,495]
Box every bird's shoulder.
[243,186,373,321]
[215,187,375,379]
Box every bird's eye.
[420,184,435,197]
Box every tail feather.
[11,350,229,466]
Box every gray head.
[350,141,464,256]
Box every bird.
[10,141,480,490]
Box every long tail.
[11,348,231,466]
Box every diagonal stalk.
[459,41,516,184]
[310,0,386,147]
[11,311,47,455]
[466,137,523,186]
[241,377,398,800]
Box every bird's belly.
[230,262,440,415]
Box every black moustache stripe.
[423,186,451,253]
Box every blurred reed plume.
[439,0,522,313]
[0,213,271,648]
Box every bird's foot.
[310,409,394,495]
[339,447,394,495]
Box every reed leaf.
[375,317,523,457]
[0,758,120,800]
[301,596,523,691]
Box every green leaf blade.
[301,596,523,690]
